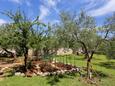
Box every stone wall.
[56,48,73,55]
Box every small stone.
[15,72,21,76]
[20,73,25,76]
[37,72,43,75]
[32,73,37,76]
[42,72,50,76]
[76,68,80,71]
[36,65,40,69]
[60,70,65,74]
[53,72,57,75]
[64,70,67,72]
[57,70,61,74]
[52,61,55,63]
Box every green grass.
[0,54,115,86]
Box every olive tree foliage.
[30,23,57,58]
[98,13,115,59]
[55,12,80,51]
[74,11,106,79]
[56,11,110,79]
[74,11,98,58]
[105,37,115,59]
[42,24,57,56]
[75,12,111,79]
[1,10,45,71]
[0,24,20,58]
[29,22,46,58]
[56,11,98,56]
[104,13,115,59]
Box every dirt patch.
[23,60,80,77]
[0,59,80,77]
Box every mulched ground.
[0,59,80,77]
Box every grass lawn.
[0,54,115,86]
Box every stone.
[52,61,55,63]
[57,70,61,74]
[42,72,50,76]
[20,73,25,76]
[32,73,37,76]
[76,68,80,71]
[15,72,25,76]
[60,70,65,74]
[53,72,57,75]
[15,72,21,76]
[37,72,43,75]
[35,65,40,69]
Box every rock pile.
[15,60,80,77]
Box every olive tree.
[57,11,110,79]
[105,12,115,59]
[1,10,45,72]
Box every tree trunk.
[24,47,28,72]
[87,51,94,79]
[77,41,95,79]
[87,59,91,79]
[78,41,89,59]
[12,53,17,61]
[84,53,88,59]
[43,48,50,58]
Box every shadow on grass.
[46,74,61,86]
[46,70,109,86]
[92,57,102,60]
[46,73,77,86]
[95,61,115,70]
[92,70,109,78]
[6,73,14,77]
[54,55,84,60]
[73,57,84,61]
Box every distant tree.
[104,12,115,59]
[42,24,57,57]
[55,11,80,52]
[106,37,115,59]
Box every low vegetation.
[0,54,115,86]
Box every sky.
[0,0,115,26]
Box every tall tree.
[74,11,110,79]
[57,11,110,79]
[1,10,45,72]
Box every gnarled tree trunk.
[86,51,94,79]
[24,47,28,72]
